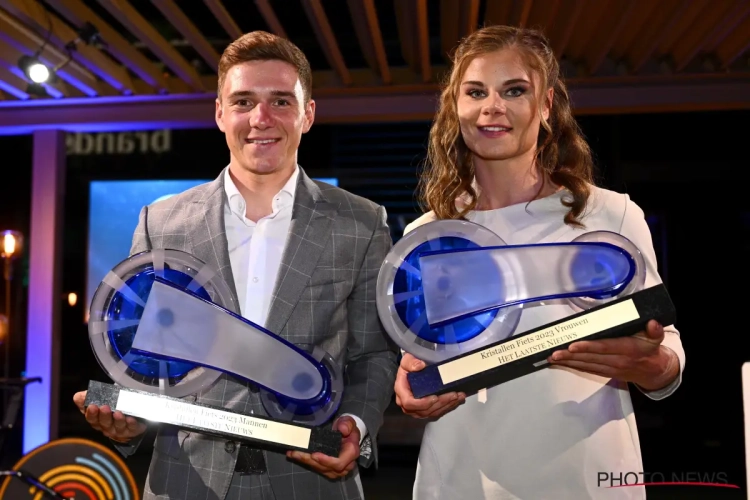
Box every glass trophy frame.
[376,219,676,398]
[85,249,342,455]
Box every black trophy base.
[408,284,677,399]
[84,381,341,456]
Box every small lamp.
[0,314,7,345]
[1,230,23,382]
[1,230,23,261]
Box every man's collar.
[279,165,299,200]
[223,165,299,208]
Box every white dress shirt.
[224,166,297,327]
[222,166,368,443]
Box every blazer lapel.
[264,169,339,336]
[188,169,240,306]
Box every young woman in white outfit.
[394,25,685,500]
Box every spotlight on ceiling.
[78,21,102,46]
[18,55,54,84]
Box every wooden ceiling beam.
[611,1,660,60]
[0,8,107,96]
[440,0,459,62]
[415,0,430,83]
[550,0,586,59]
[544,0,561,32]
[673,0,743,71]
[45,0,167,92]
[513,0,533,28]
[440,0,479,62]
[716,13,750,69]
[458,0,480,38]
[1,0,134,95]
[311,66,441,91]
[483,0,513,26]
[95,0,205,91]
[0,63,30,99]
[703,0,750,52]
[526,0,560,34]
[204,0,242,40]
[657,0,713,56]
[566,0,610,61]
[585,0,636,75]
[151,0,220,73]
[302,0,351,86]
[478,0,532,30]
[395,0,431,83]
[254,0,287,39]
[629,0,690,73]
[347,0,391,84]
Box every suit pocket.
[305,276,351,304]
[309,266,352,288]
[308,277,349,288]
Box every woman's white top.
[406,186,685,500]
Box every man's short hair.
[217,30,313,102]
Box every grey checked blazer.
[121,167,398,499]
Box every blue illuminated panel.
[85,180,209,316]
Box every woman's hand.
[394,353,466,418]
[548,320,679,390]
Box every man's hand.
[287,416,360,479]
[73,391,147,443]
[394,353,465,419]
[548,320,680,391]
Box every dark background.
[1,109,749,498]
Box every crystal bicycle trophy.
[85,249,342,455]
[376,219,676,398]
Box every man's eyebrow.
[270,90,297,99]
[227,90,297,99]
[227,90,253,99]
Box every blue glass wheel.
[393,236,499,344]
[568,242,636,299]
[259,345,344,426]
[88,249,239,398]
[376,219,522,364]
[565,231,646,310]
[105,267,211,382]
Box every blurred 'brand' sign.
[66,129,171,155]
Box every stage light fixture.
[18,55,53,84]
[77,21,102,46]
[15,19,101,99]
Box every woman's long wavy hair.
[418,25,595,226]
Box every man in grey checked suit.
[73,31,399,499]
